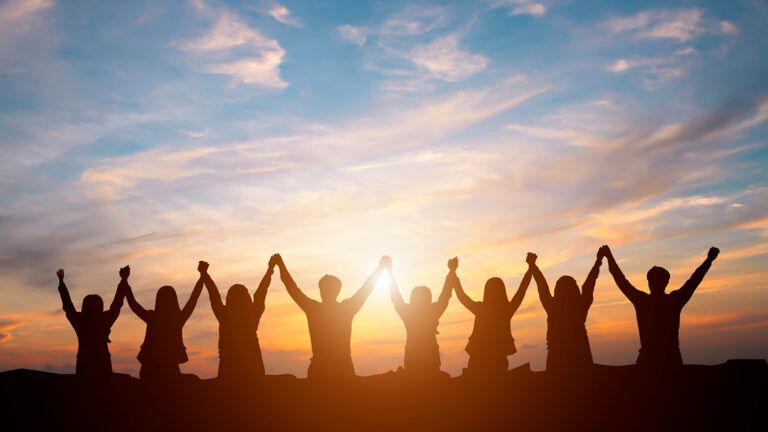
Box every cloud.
[0,0,51,28]
[0,319,25,344]
[408,34,488,82]
[338,24,367,46]
[492,0,547,17]
[180,5,287,88]
[603,8,731,42]
[380,5,448,36]
[266,3,302,27]
[605,56,688,88]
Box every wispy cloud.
[408,34,488,82]
[492,0,547,17]
[180,3,287,88]
[337,24,367,46]
[264,3,302,28]
[603,8,735,42]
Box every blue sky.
[0,0,767,377]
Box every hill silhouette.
[2,360,766,431]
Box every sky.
[0,0,767,378]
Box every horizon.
[1,0,767,378]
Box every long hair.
[155,285,180,314]
[409,286,432,307]
[553,276,581,308]
[482,277,508,311]
[225,284,252,315]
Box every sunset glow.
[0,0,767,379]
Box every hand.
[56,269,64,280]
[708,247,720,261]
[198,261,209,274]
[447,257,458,271]
[600,245,612,259]
[268,254,279,269]
[119,265,130,280]
[273,253,285,268]
[526,253,537,266]
[379,256,392,272]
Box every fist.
[56,269,64,280]
[708,247,720,260]
[198,261,209,274]
[447,257,459,271]
[526,253,537,265]
[380,256,392,271]
[119,265,130,279]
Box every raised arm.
[123,280,150,323]
[452,263,478,314]
[253,255,277,308]
[602,245,642,304]
[347,256,389,314]
[529,253,553,313]
[56,269,77,323]
[433,257,457,316]
[275,254,314,311]
[509,260,533,315]
[180,261,206,323]
[105,266,129,326]
[389,271,406,316]
[200,263,224,321]
[673,247,719,305]
[581,249,603,308]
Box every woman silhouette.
[201,256,276,381]
[389,257,455,375]
[123,262,205,381]
[529,251,601,372]
[454,256,532,376]
[56,266,127,378]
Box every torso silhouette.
[467,304,516,357]
[630,292,687,365]
[397,303,442,371]
[68,313,115,374]
[216,303,265,376]
[138,311,189,365]
[545,299,592,369]
[304,300,357,377]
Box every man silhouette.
[275,254,389,380]
[601,245,719,369]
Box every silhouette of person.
[201,256,277,381]
[123,262,205,381]
[454,257,532,376]
[389,257,455,375]
[529,250,602,373]
[275,254,388,380]
[56,266,127,378]
[602,245,720,369]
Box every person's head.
[647,266,670,294]
[81,295,104,317]
[483,277,508,305]
[410,286,433,306]
[553,276,581,305]
[155,285,180,313]
[319,275,342,302]
[226,284,251,309]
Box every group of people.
[56,245,720,382]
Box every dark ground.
[1,360,766,431]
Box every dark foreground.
[2,361,766,431]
